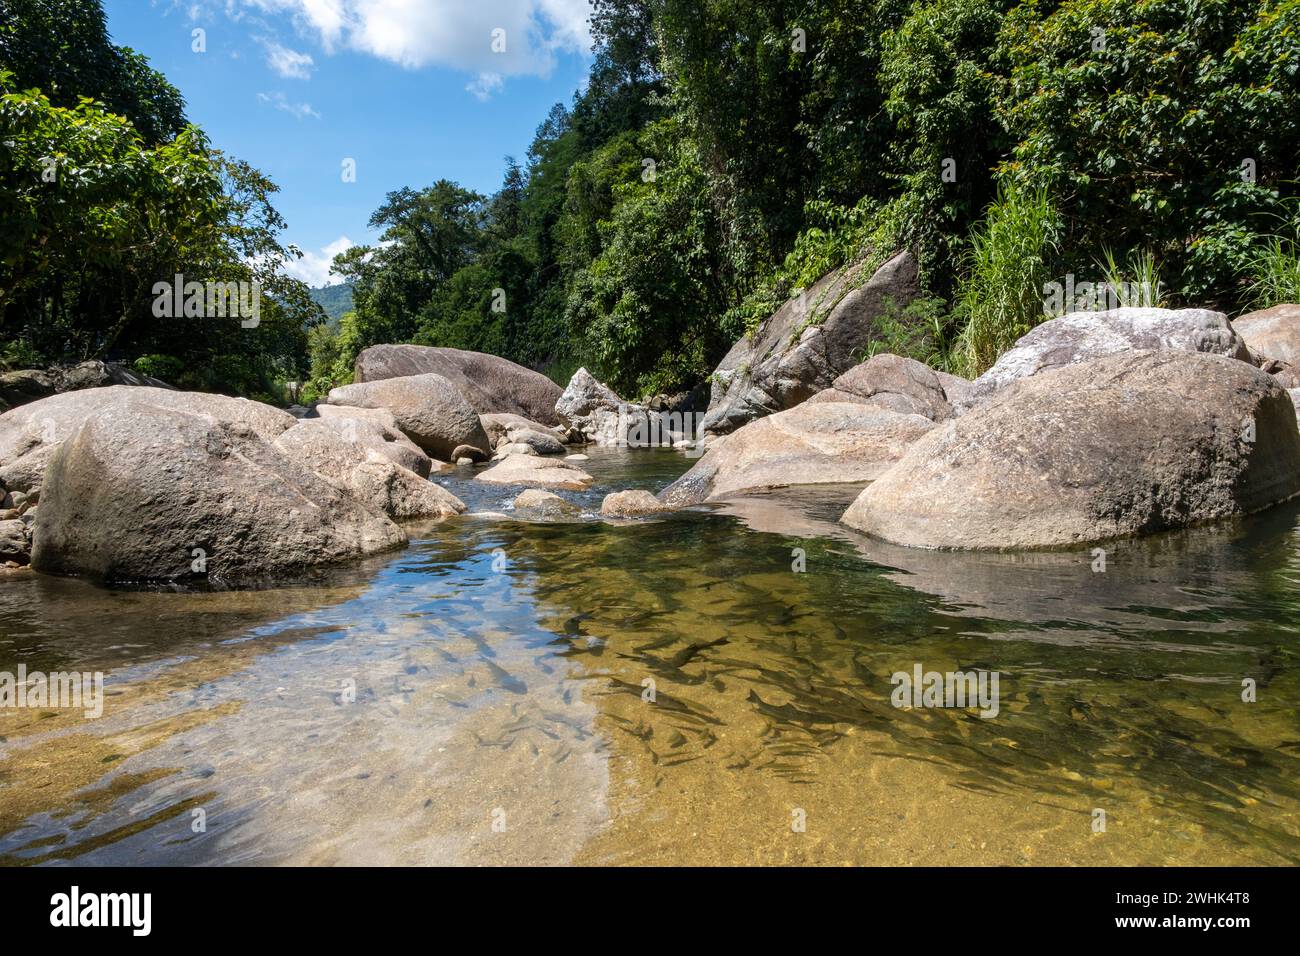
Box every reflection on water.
[1,448,1298,865]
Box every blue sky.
[102,0,595,286]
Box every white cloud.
[465,71,504,101]
[257,91,322,119]
[261,39,315,78]
[285,235,356,286]
[235,0,591,76]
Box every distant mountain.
[308,283,355,327]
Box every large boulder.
[325,373,491,462]
[312,404,433,478]
[0,370,56,412]
[964,307,1250,408]
[0,361,172,413]
[353,345,562,426]
[1234,304,1300,366]
[273,420,465,521]
[556,367,634,444]
[660,401,935,506]
[1254,356,1300,390]
[506,428,567,456]
[806,353,959,421]
[0,386,294,495]
[31,399,406,585]
[556,368,697,446]
[480,412,565,449]
[475,453,594,491]
[57,360,173,393]
[701,250,920,437]
[935,370,975,407]
[842,351,1300,550]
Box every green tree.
[0,0,186,144]
[995,0,1300,308]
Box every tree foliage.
[0,0,320,399]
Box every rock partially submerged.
[660,401,935,506]
[32,399,407,585]
[354,344,562,425]
[701,251,920,437]
[556,367,636,444]
[842,351,1300,550]
[601,490,671,517]
[326,373,491,461]
[806,353,961,421]
[512,489,582,519]
[556,367,698,446]
[475,453,594,491]
[963,307,1250,408]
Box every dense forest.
[0,0,322,402]
[3,0,1299,406]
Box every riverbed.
[1,447,1298,865]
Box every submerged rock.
[701,250,920,437]
[326,373,491,462]
[660,401,934,506]
[353,344,562,425]
[601,490,671,517]
[475,452,594,491]
[513,489,582,518]
[842,351,1300,550]
[32,399,406,585]
[963,307,1250,409]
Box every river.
[1,447,1297,865]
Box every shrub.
[953,182,1059,375]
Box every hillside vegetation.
[3,0,1298,406]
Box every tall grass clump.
[953,182,1058,377]
[1096,248,1166,308]
[1247,237,1300,310]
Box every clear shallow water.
[1,446,1298,865]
